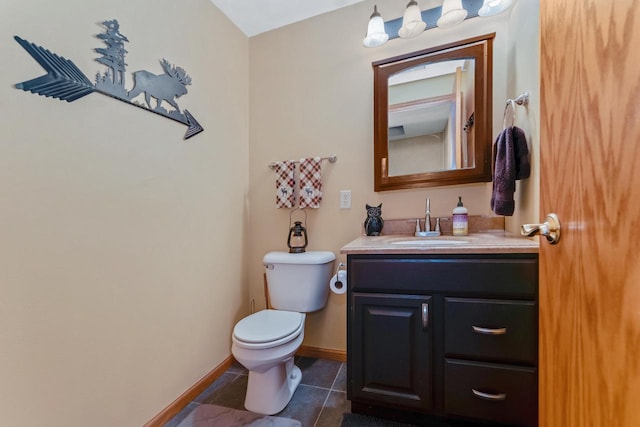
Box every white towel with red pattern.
[298,157,323,209]
[274,160,296,208]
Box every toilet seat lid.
[233,310,303,344]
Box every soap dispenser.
[452,196,468,236]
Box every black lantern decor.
[287,209,308,253]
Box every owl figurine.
[364,203,384,236]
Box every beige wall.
[248,0,539,352]
[0,0,540,424]
[0,0,249,425]
[505,0,541,233]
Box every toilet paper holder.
[332,262,347,291]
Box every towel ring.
[503,99,517,129]
[503,92,529,129]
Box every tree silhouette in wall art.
[14,19,203,140]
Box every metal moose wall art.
[14,19,203,140]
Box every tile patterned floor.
[165,357,350,427]
[177,404,302,426]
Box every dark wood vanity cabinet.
[347,253,539,427]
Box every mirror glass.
[373,34,494,191]
[388,58,475,175]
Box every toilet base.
[244,357,302,415]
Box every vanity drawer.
[349,255,537,298]
[444,359,537,427]
[445,298,536,364]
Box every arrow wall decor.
[14,19,204,140]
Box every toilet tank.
[263,251,336,312]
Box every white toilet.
[231,250,335,415]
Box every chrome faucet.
[414,198,440,236]
[425,198,432,232]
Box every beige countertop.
[340,231,539,255]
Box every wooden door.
[539,1,640,426]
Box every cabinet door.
[350,293,432,411]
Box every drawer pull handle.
[422,303,429,330]
[472,389,507,401]
[472,326,507,335]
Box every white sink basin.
[391,239,470,245]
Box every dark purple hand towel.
[491,126,530,216]
[513,126,531,180]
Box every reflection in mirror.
[388,59,475,175]
[373,33,494,191]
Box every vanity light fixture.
[363,5,389,47]
[437,0,468,28]
[478,0,514,17]
[363,0,516,48]
[398,0,427,39]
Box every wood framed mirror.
[373,33,494,191]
